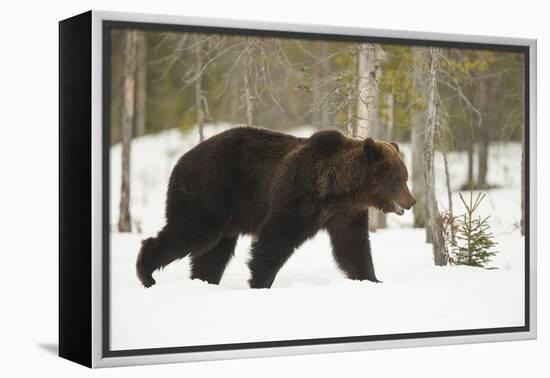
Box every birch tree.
[356,43,378,138]
[356,43,387,230]
[411,47,428,229]
[244,37,257,127]
[423,47,447,265]
[118,30,138,233]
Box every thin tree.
[464,83,476,189]
[411,47,428,229]
[476,76,490,188]
[347,52,358,136]
[374,55,390,230]
[423,47,447,266]
[437,112,455,243]
[356,44,387,230]
[474,51,497,189]
[382,93,395,140]
[118,30,138,233]
[243,37,257,127]
[134,31,147,137]
[194,34,205,141]
[432,72,456,245]
[356,43,378,138]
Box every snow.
[109,124,525,351]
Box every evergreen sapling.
[453,190,498,268]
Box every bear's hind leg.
[136,226,222,287]
[136,227,190,287]
[190,236,238,285]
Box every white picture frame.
[59,10,537,368]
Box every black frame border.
[101,19,531,359]
[59,11,93,367]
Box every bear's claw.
[140,275,156,288]
[136,262,156,288]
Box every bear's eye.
[392,177,401,190]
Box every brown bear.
[136,127,415,289]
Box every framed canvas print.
[59,10,537,368]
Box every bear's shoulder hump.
[308,129,345,154]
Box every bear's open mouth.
[391,200,405,216]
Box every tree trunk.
[195,35,205,141]
[477,78,489,189]
[464,83,475,190]
[356,43,378,138]
[383,93,395,141]
[411,47,428,229]
[312,41,322,126]
[229,71,239,123]
[466,137,474,188]
[347,52,358,136]
[320,43,330,127]
[423,47,447,266]
[442,147,454,243]
[244,37,256,127]
[373,93,394,230]
[439,115,453,219]
[118,30,138,233]
[356,44,383,231]
[134,31,147,137]
[373,69,391,229]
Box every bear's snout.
[395,186,415,211]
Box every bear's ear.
[364,137,382,163]
[390,142,400,152]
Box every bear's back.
[168,127,303,194]
[166,127,309,233]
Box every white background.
[0,0,547,376]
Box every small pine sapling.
[453,190,498,268]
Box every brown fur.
[136,127,415,289]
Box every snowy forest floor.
[109,124,525,351]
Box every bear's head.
[363,137,416,215]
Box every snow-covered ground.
[109,123,525,351]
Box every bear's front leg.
[326,211,380,283]
[248,216,312,289]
